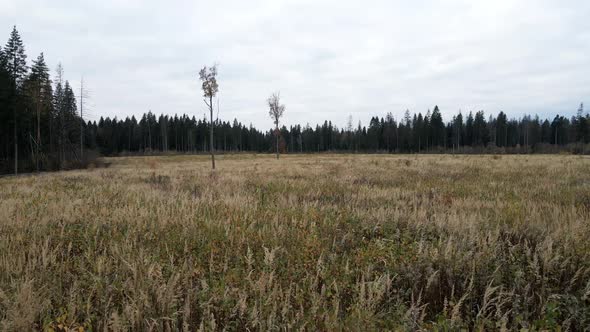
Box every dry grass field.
[1,154,590,331]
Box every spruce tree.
[465,112,474,146]
[430,106,445,147]
[25,53,53,170]
[473,111,489,146]
[4,26,27,83]
[576,103,588,143]
[453,112,463,149]
[4,26,27,174]
[60,80,78,161]
[53,64,66,167]
[0,46,11,163]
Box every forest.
[2,15,590,329]
[1,25,589,174]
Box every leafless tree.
[267,92,285,159]
[199,64,219,169]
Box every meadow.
[0,154,589,331]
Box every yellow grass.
[1,154,589,330]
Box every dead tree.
[267,92,285,159]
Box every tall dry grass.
[0,154,589,330]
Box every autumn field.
[1,154,590,331]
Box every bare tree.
[267,92,285,159]
[199,64,219,169]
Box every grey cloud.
[1,0,588,129]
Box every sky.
[1,0,589,129]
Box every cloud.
[1,0,589,129]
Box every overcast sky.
[2,0,589,129]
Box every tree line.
[0,26,82,175]
[1,26,589,174]
[86,104,588,156]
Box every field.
[1,154,590,331]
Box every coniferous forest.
[1,26,589,175]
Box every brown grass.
[0,154,589,330]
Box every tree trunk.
[210,96,215,169]
[60,108,64,169]
[276,125,279,160]
[37,89,41,172]
[14,106,17,175]
[13,81,17,175]
[80,80,84,161]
